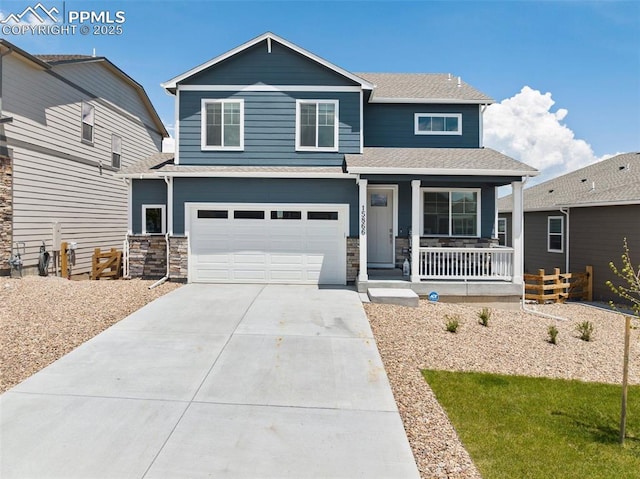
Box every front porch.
[354,176,525,300]
[355,246,522,301]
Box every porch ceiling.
[345,148,538,177]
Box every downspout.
[122,177,131,279]
[560,207,570,274]
[517,175,568,321]
[149,175,172,289]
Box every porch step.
[367,288,419,308]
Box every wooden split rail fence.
[524,266,593,304]
[91,248,122,280]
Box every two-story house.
[121,32,537,299]
[0,40,167,277]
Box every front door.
[367,188,394,266]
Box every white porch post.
[511,180,524,284]
[411,179,421,282]
[358,178,368,282]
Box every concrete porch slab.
[367,288,419,307]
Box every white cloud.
[484,86,609,186]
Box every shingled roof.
[358,73,494,104]
[345,147,536,176]
[118,153,344,177]
[499,152,640,212]
[35,54,95,63]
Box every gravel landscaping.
[365,300,640,479]
[2,277,638,479]
[0,276,181,393]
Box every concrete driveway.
[1,284,420,478]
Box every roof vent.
[457,76,461,88]
[591,181,595,191]
[619,164,630,171]
[448,73,452,81]
[580,178,587,183]
[548,189,554,193]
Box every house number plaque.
[360,205,366,236]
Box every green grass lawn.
[422,370,640,479]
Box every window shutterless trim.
[81,101,95,144]
[200,98,244,151]
[111,134,122,169]
[420,187,481,237]
[295,99,339,152]
[414,113,462,136]
[497,217,507,246]
[547,216,564,253]
[142,204,166,235]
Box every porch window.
[201,99,244,150]
[497,217,507,246]
[142,204,166,234]
[548,216,564,253]
[415,113,462,135]
[296,100,338,151]
[422,189,479,237]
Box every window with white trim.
[201,99,244,150]
[422,189,480,236]
[497,217,507,246]
[547,216,564,253]
[142,204,166,234]
[111,135,122,169]
[296,100,338,151]
[415,113,462,135]
[81,102,95,143]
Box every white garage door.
[188,203,348,284]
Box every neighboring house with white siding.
[0,40,168,276]
[498,152,640,302]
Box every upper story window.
[296,100,339,151]
[81,102,95,144]
[111,135,122,169]
[201,99,244,150]
[415,113,462,136]
[548,216,564,253]
[422,189,480,237]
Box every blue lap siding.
[181,40,360,87]
[363,103,480,148]
[170,177,359,235]
[178,90,360,166]
[131,179,167,234]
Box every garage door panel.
[190,204,347,284]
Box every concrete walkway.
[1,284,419,478]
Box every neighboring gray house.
[120,32,537,299]
[0,40,168,276]
[499,152,640,302]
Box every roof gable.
[162,32,374,93]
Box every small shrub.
[477,307,491,327]
[576,321,594,341]
[445,315,460,333]
[547,325,559,344]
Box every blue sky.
[2,0,639,180]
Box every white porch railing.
[418,246,514,281]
